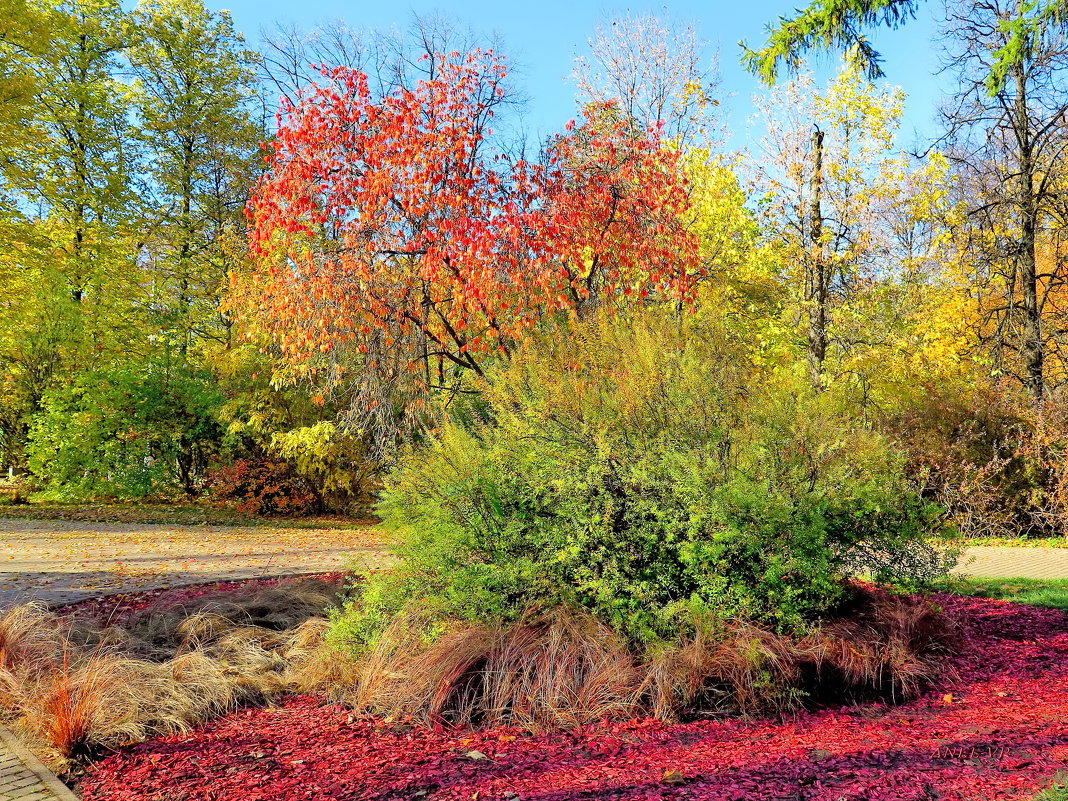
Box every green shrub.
[26,359,222,499]
[332,312,953,652]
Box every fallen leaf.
[662,768,686,785]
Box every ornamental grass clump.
[0,578,347,766]
[328,311,958,726]
[338,586,956,728]
[350,607,643,729]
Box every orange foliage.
[239,50,699,383]
[24,653,102,759]
[205,456,321,516]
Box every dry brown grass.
[0,578,347,767]
[804,587,960,703]
[646,620,807,719]
[102,579,341,659]
[282,617,362,693]
[340,587,958,730]
[0,579,957,764]
[350,608,642,729]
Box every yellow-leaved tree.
[748,59,978,403]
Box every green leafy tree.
[0,0,48,225]
[0,0,268,494]
[27,354,222,497]
[17,0,138,310]
[128,0,264,357]
[0,0,142,470]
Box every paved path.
[0,517,390,608]
[956,545,1068,579]
[0,726,76,801]
[2,517,1066,608]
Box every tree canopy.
[742,0,1068,92]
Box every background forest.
[1,0,1067,545]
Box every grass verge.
[931,577,1068,611]
[947,536,1068,549]
[1033,773,1068,800]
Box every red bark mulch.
[57,572,345,627]
[77,593,1068,801]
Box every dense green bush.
[26,359,223,499]
[332,312,952,651]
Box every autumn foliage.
[206,456,321,517]
[241,50,699,397]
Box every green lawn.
[1033,774,1068,800]
[932,576,1068,612]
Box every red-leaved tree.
[238,50,699,446]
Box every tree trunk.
[1013,59,1044,406]
[807,126,828,386]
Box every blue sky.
[214,0,948,150]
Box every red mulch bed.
[77,594,1068,801]
[57,572,345,627]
